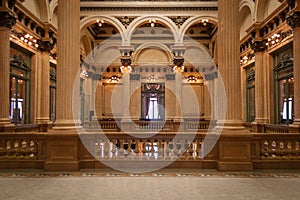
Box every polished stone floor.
[1,169,300,200]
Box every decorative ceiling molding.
[116,16,137,29]
[81,7,217,12]
[168,16,190,28]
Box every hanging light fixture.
[149,19,156,27]
[109,75,120,83]
[97,19,104,27]
[187,75,198,82]
[19,33,39,48]
[201,19,209,26]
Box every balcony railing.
[83,119,214,132]
[0,132,46,166]
[252,134,300,161]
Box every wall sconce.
[148,75,158,81]
[173,65,184,72]
[109,75,120,83]
[201,19,209,26]
[149,19,156,27]
[120,65,132,73]
[20,33,39,48]
[80,69,89,78]
[265,33,281,46]
[187,75,198,82]
[97,19,104,27]
[240,54,255,65]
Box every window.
[246,66,255,122]
[274,54,294,124]
[50,63,56,122]
[141,83,165,120]
[9,55,31,125]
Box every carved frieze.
[287,11,300,29]
[251,41,265,53]
[0,11,16,29]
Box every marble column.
[0,10,16,130]
[217,0,244,129]
[120,55,132,123]
[172,46,185,122]
[53,0,81,129]
[174,70,183,121]
[35,32,53,127]
[287,10,300,125]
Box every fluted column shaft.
[35,51,50,124]
[54,0,80,129]
[292,26,300,124]
[218,0,243,126]
[122,71,131,121]
[0,27,11,125]
[254,51,268,123]
[174,71,183,121]
[0,10,16,129]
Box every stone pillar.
[251,40,267,132]
[249,24,269,128]
[53,0,81,129]
[217,0,244,129]
[45,0,80,171]
[287,10,300,127]
[35,27,54,130]
[119,46,134,124]
[174,68,183,122]
[0,9,16,130]
[217,0,252,171]
[172,46,185,122]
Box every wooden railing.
[252,133,300,162]
[83,119,214,132]
[264,124,289,133]
[0,133,46,164]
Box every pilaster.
[287,10,300,129]
[0,8,16,131]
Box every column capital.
[251,40,266,53]
[173,56,184,67]
[0,11,16,29]
[38,39,54,53]
[120,56,132,67]
[287,11,300,29]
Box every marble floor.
[1,169,300,200]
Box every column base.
[36,117,51,132]
[215,120,246,134]
[52,120,82,130]
[289,120,300,133]
[45,129,79,171]
[0,118,15,132]
[252,121,265,133]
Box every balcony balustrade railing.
[0,133,46,161]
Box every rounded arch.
[239,0,255,21]
[126,15,178,45]
[179,15,218,43]
[81,33,93,59]
[240,1,254,39]
[255,0,281,22]
[132,43,173,65]
[80,16,126,44]
[37,0,50,22]
[183,42,214,67]
[255,0,267,22]
[49,0,58,22]
[93,42,122,67]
